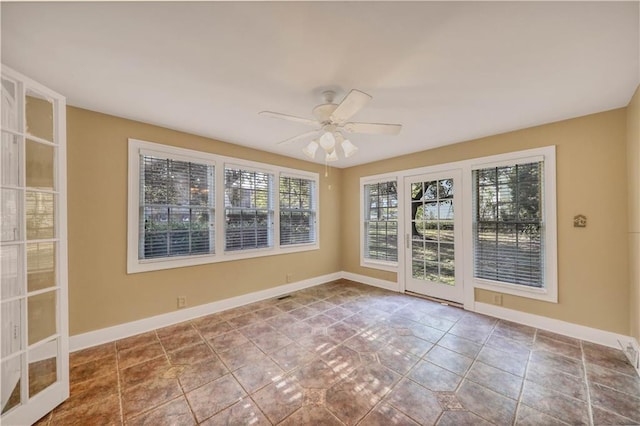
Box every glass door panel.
[1,245,22,299]
[27,291,57,346]
[29,339,58,398]
[25,90,54,143]
[1,300,22,357]
[1,77,19,131]
[1,189,20,242]
[1,356,22,414]
[27,242,56,292]
[1,132,20,186]
[26,139,55,190]
[405,171,463,303]
[1,65,68,425]
[26,191,55,240]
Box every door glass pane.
[412,259,425,279]
[1,189,20,242]
[25,90,54,143]
[26,140,54,190]
[29,339,57,398]
[1,245,22,299]
[27,243,56,292]
[1,77,19,131]
[1,356,22,414]
[410,178,456,285]
[28,291,56,345]
[1,300,22,357]
[26,191,55,240]
[1,132,20,186]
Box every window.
[362,180,398,267]
[139,154,215,259]
[280,176,316,246]
[128,139,319,273]
[224,167,274,251]
[471,156,557,300]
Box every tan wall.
[628,85,640,340]
[341,109,630,334]
[66,107,342,336]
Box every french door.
[1,65,69,425]
[405,170,463,304]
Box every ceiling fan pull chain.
[325,161,329,178]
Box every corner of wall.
[627,84,640,341]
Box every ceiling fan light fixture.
[325,150,338,162]
[303,140,319,159]
[341,138,359,158]
[319,130,336,152]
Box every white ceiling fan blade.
[259,111,319,128]
[343,122,402,135]
[277,130,319,145]
[330,90,372,123]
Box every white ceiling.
[2,2,638,167]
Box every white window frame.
[223,163,275,253]
[466,148,557,302]
[128,139,319,273]
[360,173,399,272]
[279,172,318,248]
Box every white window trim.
[360,173,399,272]
[279,171,318,248]
[467,147,557,303]
[127,139,319,274]
[360,145,557,305]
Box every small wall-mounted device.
[573,214,587,228]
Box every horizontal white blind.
[364,181,398,262]
[224,167,274,251]
[279,176,316,245]
[473,161,544,287]
[139,155,214,259]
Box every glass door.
[405,170,463,304]
[1,65,68,425]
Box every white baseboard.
[474,302,631,350]
[341,271,400,292]
[70,272,341,352]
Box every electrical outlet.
[286,273,294,283]
[177,296,187,309]
[492,294,503,305]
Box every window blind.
[473,161,544,287]
[224,167,274,251]
[364,181,398,262]
[279,176,316,245]
[139,155,214,259]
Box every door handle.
[406,234,410,249]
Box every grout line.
[580,340,595,426]
[114,343,125,425]
[513,328,535,426]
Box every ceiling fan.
[259,89,402,162]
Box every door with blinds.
[1,65,69,425]
[404,170,463,303]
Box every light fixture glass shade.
[341,138,359,158]
[325,150,338,162]
[302,140,319,159]
[319,131,336,152]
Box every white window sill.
[361,259,398,273]
[128,243,320,274]
[474,278,558,303]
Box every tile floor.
[33,280,639,425]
